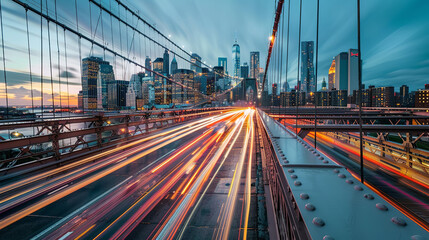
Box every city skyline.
[0,0,428,107]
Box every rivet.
[364,193,374,200]
[284,160,289,164]
[294,181,302,186]
[312,217,325,227]
[346,179,354,184]
[391,217,407,227]
[376,203,388,211]
[305,203,315,211]
[338,173,346,178]
[411,235,424,240]
[323,235,334,240]
[354,185,363,191]
[319,157,324,160]
[288,169,294,173]
[323,160,329,164]
[291,174,297,179]
[300,193,309,200]
[333,169,339,173]
[315,153,320,156]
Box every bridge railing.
[0,107,231,174]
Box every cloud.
[0,70,81,87]
[59,70,77,78]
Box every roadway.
[0,109,261,239]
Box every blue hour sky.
[130,0,429,91]
[0,0,428,106]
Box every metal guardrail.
[0,108,230,173]
[255,111,310,239]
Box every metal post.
[357,0,364,183]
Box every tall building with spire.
[232,40,240,78]
[163,50,170,75]
[321,77,327,91]
[171,55,178,74]
[328,58,335,90]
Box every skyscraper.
[172,69,195,104]
[232,40,240,77]
[272,83,278,96]
[145,56,152,77]
[163,50,170,75]
[300,41,315,93]
[348,49,359,96]
[171,55,178,74]
[399,85,410,107]
[240,63,249,79]
[328,59,335,90]
[108,80,128,110]
[334,52,348,91]
[250,51,260,79]
[82,56,111,110]
[218,57,228,75]
[321,77,327,91]
[190,53,202,73]
[96,61,115,109]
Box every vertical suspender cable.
[40,0,44,117]
[75,0,84,114]
[314,0,320,148]
[284,0,290,119]
[295,0,303,137]
[63,30,70,113]
[25,8,35,136]
[54,0,62,113]
[25,9,34,115]
[278,3,284,114]
[0,0,9,120]
[357,0,364,183]
[46,0,56,117]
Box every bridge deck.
[259,109,428,239]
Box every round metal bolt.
[346,179,354,184]
[300,193,309,200]
[312,217,325,227]
[354,185,363,191]
[376,203,388,211]
[364,193,374,200]
[323,235,334,240]
[284,160,289,164]
[294,181,302,186]
[391,217,407,227]
[305,203,316,211]
[315,153,320,156]
[333,169,339,173]
[305,203,315,211]
[288,169,294,173]
[323,160,329,164]
[411,235,424,240]
[291,174,298,179]
[319,157,324,160]
[279,150,283,153]
[338,173,346,178]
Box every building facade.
[250,51,260,79]
[300,41,315,93]
[334,52,348,92]
[190,53,202,73]
[232,41,240,77]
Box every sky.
[0,0,428,106]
